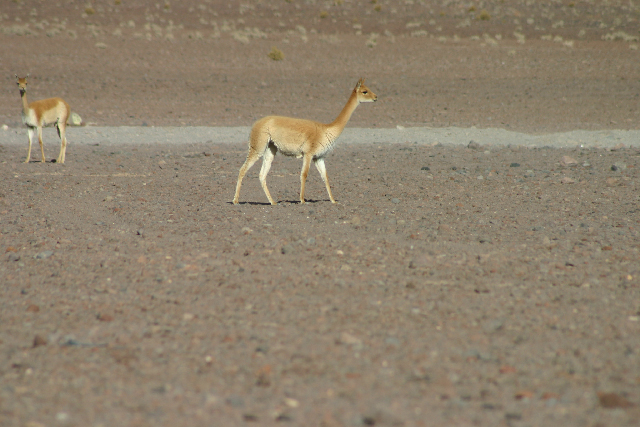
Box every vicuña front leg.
[25,128,35,163]
[314,157,336,203]
[37,126,46,162]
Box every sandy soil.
[1,1,640,427]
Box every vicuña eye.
[363,91,368,94]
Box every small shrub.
[478,10,491,20]
[268,46,284,61]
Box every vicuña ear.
[355,78,364,89]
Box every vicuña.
[233,78,377,205]
[16,74,71,164]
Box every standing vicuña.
[233,78,377,205]
[16,74,71,164]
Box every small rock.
[34,250,53,260]
[339,332,362,346]
[26,304,40,313]
[524,170,535,178]
[611,162,626,171]
[97,313,114,322]
[7,252,20,262]
[597,391,633,409]
[560,177,575,184]
[33,334,47,347]
[467,140,481,150]
[560,156,578,167]
[391,198,400,204]
[483,318,504,333]
[136,229,145,236]
[241,227,253,235]
[420,166,430,171]
[1,124,8,131]
[281,244,294,255]
[510,162,520,167]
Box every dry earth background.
[1,1,640,426]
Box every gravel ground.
[1,1,640,427]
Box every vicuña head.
[233,77,377,205]
[16,74,71,164]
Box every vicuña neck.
[327,90,359,136]
[20,91,29,115]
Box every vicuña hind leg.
[299,154,312,204]
[259,143,278,205]
[37,127,45,162]
[56,123,68,164]
[314,157,336,203]
[233,147,261,204]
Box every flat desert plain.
[1,1,639,426]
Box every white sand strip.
[2,126,638,149]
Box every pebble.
[467,140,481,150]
[483,318,505,333]
[560,156,578,167]
[281,244,294,254]
[524,170,535,178]
[33,335,47,347]
[34,250,54,260]
[391,198,400,204]
[611,162,626,171]
[7,252,20,262]
[420,166,430,171]
[560,177,575,184]
[1,124,8,131]
[339,332,362,346]
[510,162,520,167]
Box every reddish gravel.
[1,1,640,426]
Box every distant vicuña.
[233,78,377,205]
[16,74,71,164]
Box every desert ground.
[1,1,640,426]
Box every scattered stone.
[420,166,430,171]
[483,318,504,333]
[606,177,619,187]
[611,162,626,171]
[7,252,20,262]
[241,227,253,234]
[26,304,40,313]
[281,244,294,254]
[339,332,362,346]
[524,170,535,178]
[391,198,400,204]
[1,124,8,131]
[136,229,145,236]
[560,177,575,184]
[510,162,520,167]
[597,391,633,409]
[97,313,114,322]
[467,140,481,150]
[478,236,492,244]
[33,334,47,347]
[560,156,578,167]
[34,250,54,259]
